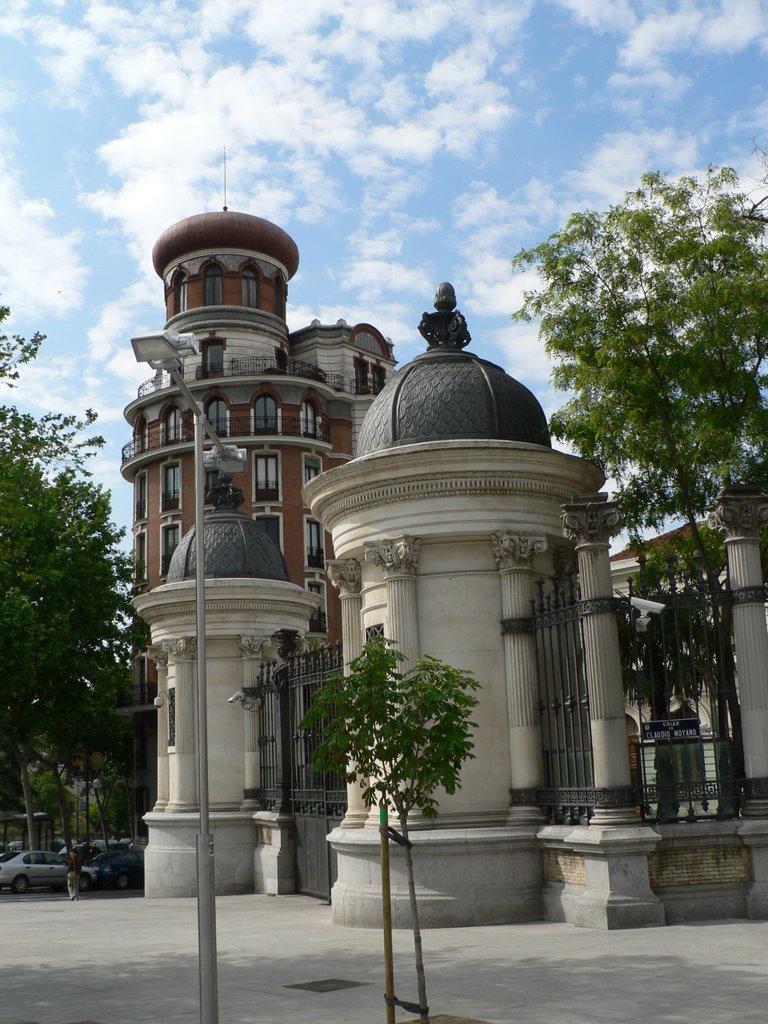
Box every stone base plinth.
[144,811,256,897]
[540,824,664,929]
[328,825,541,928]
[252,811,295,895]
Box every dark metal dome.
[165,507,289,583]
[356,284,551,457]
[152,210,300,279]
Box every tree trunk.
[398,810,429,1024]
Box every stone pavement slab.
[1,891,768,1024]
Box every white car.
[0,850,69,894]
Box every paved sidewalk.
[1,890,767,1024]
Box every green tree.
[512,165,768,580]
[0,307,133,848]
[302,638,479,1024]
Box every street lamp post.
[131,329,246,1024]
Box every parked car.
[0,850,68,893]
[80,849,144,891]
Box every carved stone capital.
[490,531,547,570]
[707,485,768,540]
[561,493,620,547]
[365,536,421,577]
[168,636,197,660]
[147,643,169,670]
[326,558,362,595]
[238,635,270,658]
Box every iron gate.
[245,641,346,899]
[530,560,743,824]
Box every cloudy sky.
[3,0,768,539]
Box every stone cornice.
[304,441,604,529]
[136,597,314,625]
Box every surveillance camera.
[153,695,164,708]
[227,691,243,704]
[630,596,667,615]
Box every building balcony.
[135,355,370,399]
[306,546,325,568]
[122,413,331,464]
[161,490,180,512]
[254,480,280,502]
[308,612,327,634]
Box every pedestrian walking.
[66,847,81,901]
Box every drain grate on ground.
[285,978,371,993]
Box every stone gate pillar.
[365,536,421,669]
[560,494,635,826]
[166,636,198,812]
[148,643,170,811]
[708,485,768,816]
[238,636,266,811]
[327,558,368,828]
[491,531,547,823]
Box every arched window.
[273,274,284,316]
[204,263,223,305]
[134,416,148,454]
[163,405,181,444]
[206,398,228,436]
[300,399,318,438]
[254,394,278,434]
[242,267,259,307]
[172,272,187,315]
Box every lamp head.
[131,329,198,370]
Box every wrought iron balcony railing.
[123,413,331,463]
[136,355,378,399]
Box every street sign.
[641,718,701,741]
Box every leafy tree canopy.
[512,166,768,550]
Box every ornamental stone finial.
[417,282,471,351]
[365,536,421,577]
[561,492,620,547]
[490,532,547,570]
[706,484,768,540]
[206,472,244,510]
[326,558,362,595]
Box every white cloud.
[0,137,86,321]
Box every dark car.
[81,849,144,891]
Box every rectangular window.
[162,463,180,511]
[205,469,219,504]
[135,473,147,521]
[135,532,147,583]
[306,519,324,568]
[202,341,224,377]
[303,458,320,485]
[307,581,327,633]
[371,365,386,394]
[354,359,369,393]
[255,515,281,550]
[161,524,180,576]
[254,454,279,502]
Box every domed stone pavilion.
[304,283,614,927]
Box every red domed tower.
[121,210,396,823]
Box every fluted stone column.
[327,559,368,827]
[491,532,547,824]
[708,485,768,816]
[239,636,267,810]
[561,494,634,826]
[148,643,170,811]
[365,536,421,669]
[167,636,198,811]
